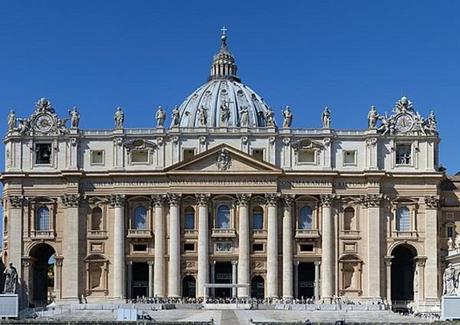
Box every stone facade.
[0,30,453,313]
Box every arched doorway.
[29,243,56,306]
[182,275,196,298]
[251,276,264,299]
[391,244,416,302]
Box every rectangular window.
[184,243,195,251]
[183,148,195,162]
[447,225,455,238]
[251,149,264,161]
[343,150,356,165]
[298,149,315,163]
[90,150,105,165]
[184,213,195,230]
[252,243,264,252]
[396,144,412,165]
[131,150,149,164]
[133,244,147,252]
[300,244,314,252]
[35,143,52,165]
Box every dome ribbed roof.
[173,28,272,128]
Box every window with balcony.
[91,207,103,230]
[396,207,410,231]
[299,206,313,230]
[184,207,195,230]
[216,205,231,229]
[36,207,50,231]
[252,207,264,230]
[396,144,412,165]
[133,206,148,230]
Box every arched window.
[216,205,231,229]
[396,207,410,231]
[252,207,264,230]
[91,207,103,230]
[299,206,313,230]
[133,206,148,230]
[36,207,50,231]
[184,207,195,230]
[343,207,355,231]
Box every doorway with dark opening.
[29,243,55,307]
[131,262,148,299]
[297,262,315,298]
[391,244,416,302]
[214,262,232,298]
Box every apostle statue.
[282,106,293,128]
[7,110,16,132]
[220,100,231,125]
[198,105,207,127]
[367,106,379,128]
[3,263,18,294]
[424,110,437,134]
[156,106,166,128]
[448,237,454,251]
[321,106,331,128]
[171,106,180,127]
[240,105,249,127]
[114,107,124,129]
[443,264,457,295]
[456,234,460,249]
[69,107,80,129]
[265,108,275,127]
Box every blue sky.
[0,1,459,238]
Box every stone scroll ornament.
[3,263,18,294]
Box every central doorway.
[297,262,315,298]
[391,245,416,302]
[251,276,264,299]
[214,262,232,298]
[29,243,56,307]
[131,262,148,298]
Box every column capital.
[360,193,385,208]
[196,193,211,206]
[231,260,238,265]
[384,255,394,266]
[282,194,295,208]
[148,260,154,266]
[320,194,338,207]
[55,255,64,267]
[265,193,279,207]
[314,260,321,266]
[167,193,181,207]
[109,194,126,208]
[414,255,428,267]
[61,194,81,208]
[424,195,440,209]
[8,196,24,208]
[236,193,251,206]
[294,260,300,266]
[151,194,166,207]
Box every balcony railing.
[295,229,320,239]
[339,230,361,239]
[211,228,236,238]
[30,230,55,240]
[393,230,418,239]
[251,229,267,238]
[127,229,152,239]
[184,229,198,238]
[87,230,108,239]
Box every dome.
[173,29,273,128]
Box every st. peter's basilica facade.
[1,30,458,313]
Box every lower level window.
[300,244,314,252]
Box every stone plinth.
[0,294,19,318]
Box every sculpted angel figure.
[7,110,16,132]
[265,107,275,127]
[16,118,30,135]
[282,105,293,128]
[368,106,379,128]
[69,107,80,129]
[156,106,166,127]
[171,106,180,127]
[321,106,331,128]
[198,105,207,127]
[240,105,249,127]
[114,107,124,129]
[424,110,437,133]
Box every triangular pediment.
[166,144,282,174]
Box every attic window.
[252,149,264,161]
[35,143,52,165]
[183,148,195,162]
[131,150,149,164]
[298,149,316,163]
[90,150,104,165]
[343,150,356,165]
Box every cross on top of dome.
[210,27,239,82]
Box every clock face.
[395,114,414,133]
[34,113,54,132]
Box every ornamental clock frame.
[33,113,55,133]
[394,113,414,133]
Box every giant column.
[7,196,24,302]
[237,194,251,298]
[424,196,439,302]
[168,193,181,298]
[266,193,279,298]
[110,194,126,299]
[282,195,294,300]
[320,194,335,301]
[153,195,166,297]
[61,194,81,301]
[197,194,210,298]
[366,194,383,300]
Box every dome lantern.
[209,27,240,82]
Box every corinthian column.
[152,195,166,297]
[236,194,251,298]
[266,193,279,298]
[424,196,439,300]
[61,194,81,301]
[196,194,210,298]
[7,197,24,294]
[320,194,335,301]
[282,195,294,300]
[365,194,383,300]
[110,194,126,299]
[168,193,181,298]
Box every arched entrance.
[391,244,416,302]
[29,243,56,306]
[251,276,264,299]
[182,275,196,298]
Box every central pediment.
[166,144,282,175]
